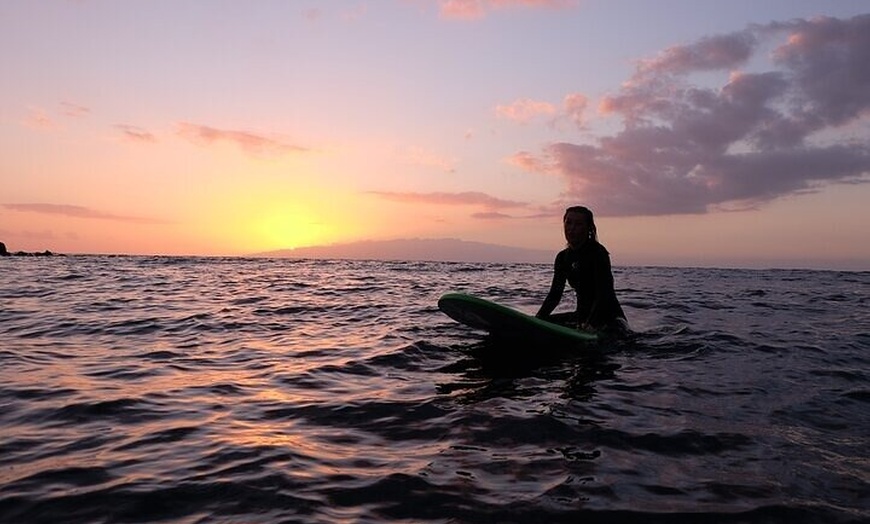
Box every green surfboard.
[438,292,598,344]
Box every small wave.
[49,398,165,425]
[140,349,184,360]
[1,257,867,524]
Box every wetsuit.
[537,241,626,330]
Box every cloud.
[22,102,89,131]
[637,32,757,77]
[115,124,157,143]
[60,101,90,118]
[3,203,168,224]
[367,190,527,210]
[507,150,554,173]
[562,93,588,127]
[496,94,587,128]
[176,122,308,156]
[438,0,576,20]
[470,211,515,219]
[367,190,541,219]
[302,8,322,21]
[518,14,870,216]
[496,98,556,124]
[22,106,57,130]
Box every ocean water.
[1,256,868,524]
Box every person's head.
[563,206,597,248]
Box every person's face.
[564,211,590,248]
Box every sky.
[1,0,869,270]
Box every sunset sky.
[2,1,868,269]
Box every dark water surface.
[1,256,868,523]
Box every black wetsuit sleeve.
[536,256,567,319]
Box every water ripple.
[0,257,867,523]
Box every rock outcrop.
[0,241,58,256]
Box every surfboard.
[438,292,598,344]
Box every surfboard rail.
[438,292,598,343]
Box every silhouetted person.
[536,206,628,333]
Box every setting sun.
[249,206,332,252]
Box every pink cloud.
[496,98,556,123]
[563,93,588,127]
[303,8,322,21]
[497,94,588,128]
[176,122,308,156]
[637,32,756,77]
[366,190,550,220]
[471,211,515,219]
[60,101,90,118]
[520,14,870,216]
[507,150,556,173]
[116,124,157,143]
[22,106,57,131]
[3,203,168,224]
[769,15,870,127]
[367,191,527,210]
[438,0,575,20]
[22,102,89,131]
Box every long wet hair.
[564,205,598,243]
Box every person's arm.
[536,262,566,319]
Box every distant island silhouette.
[254,238,554,264]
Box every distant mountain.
[253,238,554,264]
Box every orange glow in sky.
[1,2,869,269]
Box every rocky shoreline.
[0,242,59,257]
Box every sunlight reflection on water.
[1,256,868,523]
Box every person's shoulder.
[553,247,573,268]
[587,240,610,256]
[555,246,573,261]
